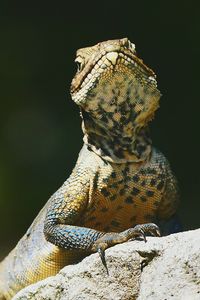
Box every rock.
[13,229,200,300]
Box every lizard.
[0,38,179,299]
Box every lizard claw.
[97,245,109,275]
[91,241,109,274]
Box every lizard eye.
[75,56,84,72]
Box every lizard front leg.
[44,166,160,272]
[44,166,105,252]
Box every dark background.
[0,1,199,258]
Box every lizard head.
[70,38,161,129]
[71,38,161,162]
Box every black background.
[0,1,199,258]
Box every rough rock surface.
[13,229,200,300]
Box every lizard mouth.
[70,39,158,106]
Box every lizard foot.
[91,223,160,274]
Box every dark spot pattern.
[146,190,154,197]
[111,220,120,227]
[111,172,117,178]
[110,183,119,189]
[114,148,125,159]
[157,180,164,190]
[117,179,124,184]
[101,188,110,197]
[103,177,109,183]
[137,144,147,156]
[131,187,140,196]
[122,166,129,177]
[125,196,134,204]
[110,194,117,201]
[140,196,147,202]
[140,169,146,175]
[124,176,131,182]
[147,168,157,175]
[150,179,156,186]
[119,188,126,196]
[133,175,139,182]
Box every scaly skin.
[0,38,179,299]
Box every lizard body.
[0,38,179,299]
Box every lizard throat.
[81,110,152,163]
[78,66,159,163]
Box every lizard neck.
[81,109,152,163]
